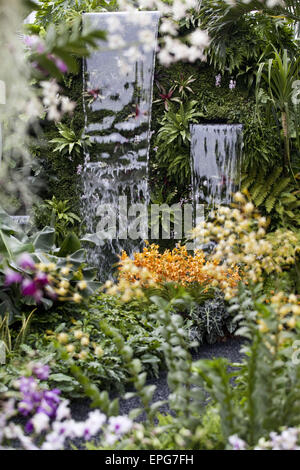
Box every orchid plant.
[0,363,133,450]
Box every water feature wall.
[190,124,243,208]
[81,12,160,279]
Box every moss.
[32,65,85,217]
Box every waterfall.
[190,124,243,208]
[81,12,159,280]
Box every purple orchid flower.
[33,289,43,303]
[4,268,23,286]
[18,399,35,416]
[55,58,68,73]
[21,278,38,297]
[32,364,50,381]
[35,271,49,287]
[18,253,35,271]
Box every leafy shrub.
[189,290,237,345]
[155,101,204,185]
[0,208,98,325]
[0,294,165,396]
[33,196,81,245]
[196,0,297,86]
[34,0,118,27]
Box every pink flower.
[5,269,23,286]
[18,253,35,271]
[33,289,43,303]
[35,271,49,287]
[21,279,38,297]
[55,58,68,74]
[32,364,50,381]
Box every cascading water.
[190,124,243,208]
[81,12,159,280]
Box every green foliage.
[0,294,165,397]
[188,290,237,345]
[2,279,299,449]
[242,167,300,229]
[256,48,300,177]
[155,101,204,185]
[242,116,280,171]
[142,282,229,345]
[26,19,107,79]
[79,282,299,450]
[50,123,92,157]
[31,73,85,217]
[218,283,300,445]
[34,0,118,27]
[196,0,297,87]
[0,208,98,325]
[149,293,205,430]
[33,196,81,245]
[172,74,196,101]
[150,61,283,209]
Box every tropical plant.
[0,291,167,396]
[256,48,300,178]
[242,116,280,171]
[68,282,300,449]
[33,196,81,245]
[195,0,297,88]
[155,101,204,185]
[241,166,300,229]
[154,74,196,109]
[26,18,107,79]
[50,123,92,157]
[0,208,99,325]
[153,83,180,110]
[33,0,118,27]
[191,193,300,300]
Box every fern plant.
[155,101,204,185]
[241,166,300,229]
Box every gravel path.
[70,336,245,421]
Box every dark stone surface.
[70,336,245,420]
